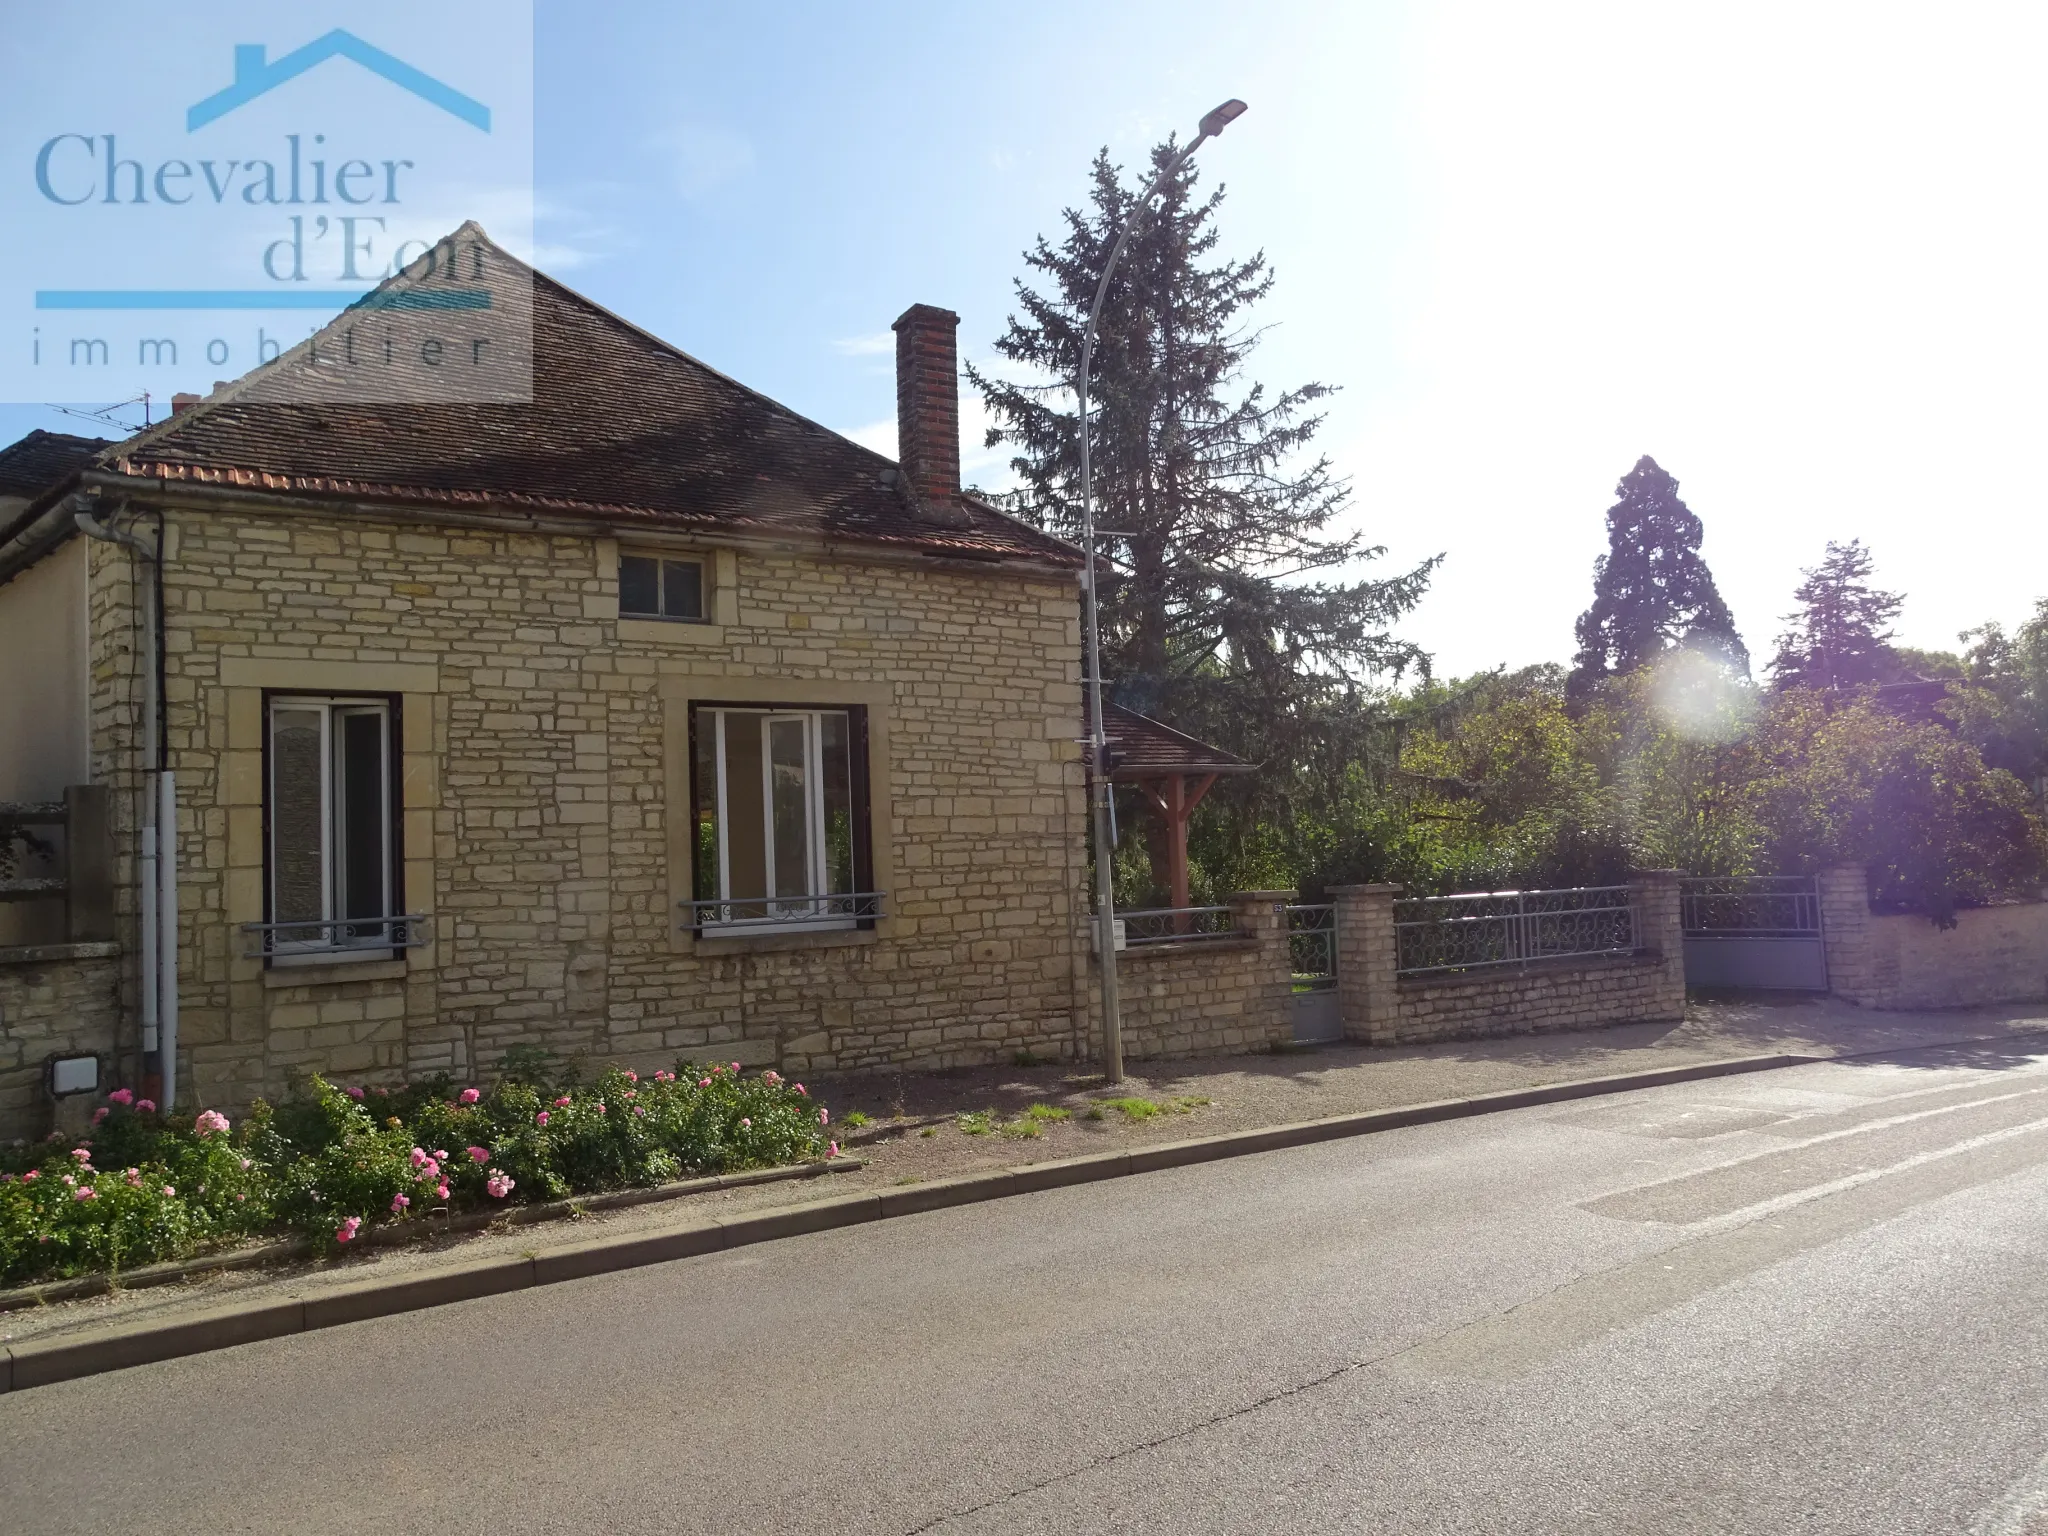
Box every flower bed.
[0,1063,833,1288]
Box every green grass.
[1023,1103,1071,1123]
[1096,1096,1161,1121]
[1172,1095,1211,1111]
[893,1175,923,1186]
[840,1110,873,1130]
[957,1109,997,1136]
[998,1118,1043,1139]
[1083,1106,1105,1121]
[918,1126,938,1138]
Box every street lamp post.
[1080,98,1247,1084]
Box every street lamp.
[1079,98,1247,1085]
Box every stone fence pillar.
[1817,864,1879,1004]
[1627,869,1686,1019]
[1332,884,1400,1045]
[1225,890,1296,1051]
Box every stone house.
[0,233,1101,1125]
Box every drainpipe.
[71,499,175,1108]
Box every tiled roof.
[99,226,1079,569]
[0,431,110,500]
[1104,703,1254,779]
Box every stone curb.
[0,1046,1888,1394]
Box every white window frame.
[265,695,397,965]
[705,706,854,934]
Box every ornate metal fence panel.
[1285,903,1342,1043]
[1679,876,1827,991]
[1394,886,1636,976]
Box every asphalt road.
[9,1039,2048,1535]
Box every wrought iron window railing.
[1679,877,1821,937]
[683,892,885,934]
[1287,903,1337,990]
[1117,905,1237,945]
[1394,886,1636,976]
[240,914,432,959]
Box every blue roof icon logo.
[188,30,491,131]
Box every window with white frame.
[690,705,874,932]
[265,696,399,959]
[619,553,705,621]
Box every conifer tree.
[1770,539,1904,692]
[969,140,1435,771]
[1567,456,1747,704]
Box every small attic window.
[620,554,705,622]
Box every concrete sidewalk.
[6,995,2043,1353]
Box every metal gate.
[1680,877,1828,991]
[1287,904,1342,1042]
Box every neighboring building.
[0,232,1095,1124]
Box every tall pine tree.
[1769,539,1904,692]
[1567,456,1747,703]
[968,141,1435,773]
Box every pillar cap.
[1225,889,1295,903]
[1330,883,1403,896]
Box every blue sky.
[7,0,2046,678]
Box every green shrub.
[0,1061,831,1288]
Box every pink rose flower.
[819,1108,829,1125]
[730,1061,741,1073]
[485,1171,515,1198]
[165,1186,178,1198]
[71,1147,92,1162]
[828,1141,840,1158]
[135,1098,156,1113]
[335,1216,362,1243]
[345,1087,364,1100]
[107,1088,134,1107]
[762,1070,781,1086]
[467,1146,491,1165]
[417,1157,440,1180]
[124,1168,142,1187]
[633,1106,645,1117]
[92,1107,109,1124]
[390,1192,410,1214]
[458,1087,481,1104]
[698,1077,711,1089]
[740,1117,751,1129]
[795,1084,807,1097]
[194,1109,230,1137]
[554,1095,571,1107]
[74,1186,96,1200]
[433,1149,448,1161]
[409,1147,427,1167]
[21,1170,37,1182]
[625,1071,638,1083]
[535,1111,549,1127]
[435,1181,450,1199]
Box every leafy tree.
[1768,539,1904,692]
[1751,690,2048,922]
[970,139,1435,805]
[1567,456,1747,704]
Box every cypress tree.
[969,140,1435,772]
[1769,539,1904,692]
[1567,456,1747,703]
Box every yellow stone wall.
[85,501,1090,1109]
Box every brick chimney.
[891,303,972,528]
[170,392,201,414]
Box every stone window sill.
[263,957,411,989]
[0,940,120,968]
[620,617,726,648]
[687,926,882,958]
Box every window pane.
[722,713,767,900]
[820,711,854,895]
[768,716,811,902]
[270,708,325,926]
[692,708,718,903]
[663,560,704,620]
[619,555,659,616]
[335,709,389,935]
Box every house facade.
[0,237,1096,1128]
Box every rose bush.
[0,1061,829,1287]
